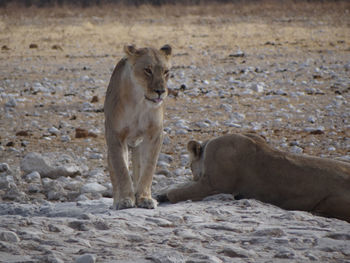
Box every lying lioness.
[158,133,350,222]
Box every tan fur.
[104,44,172,209]
[159,133,350,222]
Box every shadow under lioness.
[157,133,350,223]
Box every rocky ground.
[0,2,350,262]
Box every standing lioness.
[158,133,350,222]
[104,44,172,210]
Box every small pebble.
[48,127,60,135]
[5,98,17,107]
[81,183,107,194]
[0,231,20,243]
[24,171,41,183]
[290,145,303,154]
[75,254,96,263]
[61,135,71,142]
[0,163,10,172]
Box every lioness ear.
[124,44,137,57]
[160,44,172,58]
[187,140,202,159]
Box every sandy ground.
[0,1,350,262]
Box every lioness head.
[124,44,172,106]
[187,140,207,181]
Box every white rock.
[48,127,60,135]
[28,183,42,193]
[89,153,103,160]
[21,153,52,176]
[195,121,210,128]
[204,90,217,97]
[230,112,245,122]
[241,89,254,96]
[47,254,64,263]
[157,161,170,168]
[5,97,17,107]
[223,121,241,128]
[47,190,64,201]
[274,89,288,95]
[42,177,53,189]
[175,129,188,135]
[33,82,49,93]
[24,171,41,183]
[76,194,90,201]
[228,76,240,84]
[229,50,245,57]
[61,135,71,142]
[0,231,20,243]
[158,153,173,164]
[180,154,190,167]
[183,168,192,175]
[20,152,81,179]
[305,87,316,94]
[0,163,10,172]
[75,254,96,263]
[163,135,171,145]
[290,146,303,154]
[174,120,189,130]
[250,82,266,92]
[80,75,91,82]
[220,103,232,112]
[82,102,94,111]
[220,246,256,258]
[81,183,107,194]
[87,169,105,179]
[0,175,14,190]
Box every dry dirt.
[1,2,350,171]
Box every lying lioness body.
[159,133,350,222]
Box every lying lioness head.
[158,133,350,222]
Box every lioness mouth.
[145,96,163,104]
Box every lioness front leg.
[158,179,215,203]
[107,133,135,209]
[134,134,163,209]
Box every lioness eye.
[164,70,169,76]
[144,68,152,76]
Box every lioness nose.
[155,89,165,96]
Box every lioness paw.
[155,193,169,203]
[137,197,158,209]
[116,198,136,210]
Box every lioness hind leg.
[107,134,135,210]
[313,195,350,223]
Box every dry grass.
[1,1,350,24]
